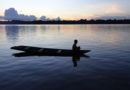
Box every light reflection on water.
[0,24,130,90]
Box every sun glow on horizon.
[0,20,8,21]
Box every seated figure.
[72,40,80,55]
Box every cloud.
[4,8,37,21]
[55,17,61,21]
[2,8,61,21]
[105,5,124,15]
[95,16,130,20]
[5,8,19,20]
[93,4,129,20]
[18,14,36,21]
[40,16,47,21]
[40,16,61,21]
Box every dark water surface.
[0,24,130,90]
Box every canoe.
[12,52,90,57]
[11,45,91,56]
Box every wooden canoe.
[11,45,91,56]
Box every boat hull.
[11,46,91,56]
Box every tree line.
[0,19,130,24]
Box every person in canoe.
[72,40,80,55]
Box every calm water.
[0,24,130,90]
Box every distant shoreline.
[0,20,130,24]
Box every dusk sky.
[0,0,130,20]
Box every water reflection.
[0,26,6,42]
[39,25,61,31]
[40,25,47,31]
[57,25,61,32]
[1,25,130,89]
[5,25,19,43]
[72,55,80,67]
[12,52,89,67]
[2,24,129,48]
[18,25,37,37]
[4,25,38,45]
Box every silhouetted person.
[72,40,80,55]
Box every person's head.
[74,39,78,44]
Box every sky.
[0,0,130,20]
